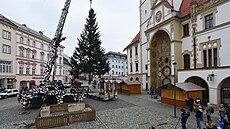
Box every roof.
[0,14,16,27]
[123,32,140,51]
[9,19,51,41]
[120,80,141,85]
[161,82,206,92]
[179,0,208,17]
[105,51,127,58]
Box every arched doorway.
[219,77,230,105]
[185,76,209,105]
[150,30,171,88]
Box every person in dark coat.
[188,96,194,112]
[181,108,190,129]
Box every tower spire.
[90,0,92,9]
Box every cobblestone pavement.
[0,92,219,129]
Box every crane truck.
[20,0,85,109]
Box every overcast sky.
[0,0,139,56]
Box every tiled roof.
[9,19,51,41]
[123,32,140,51]
[179,0,208,17]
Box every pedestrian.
[185,98,189,110]
[194,105,203,129]
[217,117,224,129]
[188,96,194,112]
[149,86,153,98]
[206,103,213,123]
[16,93,21,103]
[219,104,226,120]
[180,108,190,129]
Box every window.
[116,72,117,75]
[40,68,43,75]
[203,48,218,68]
[130,64,133,72]
[136,77,139,81]
[26,50,30,58]
[26,67,30,74]
[2,44,11,54]
[135,46,138,55]
[20,37,24,43]
[203,50,207,67]
[145,64,148,70]
[130,49,132,58]
[19,49,24,57]
[32,52,36,59]
[112,65,114,68]
[205,13,213,29]
[27,39,30,45]
[32,68,35,75]
[33,41,36,47]
[0,60,12,73]
[183,24,189,37]
[41,43,44,49]
[184,54,190,69]
[59,57,62,64]
[40,52,44,60]
[116,65,117,68]
[213,48,217,67]
[19,66,23,74]
[2,30,11,40]
[135,62,139,71]
[59,68,62,75]
[208,49,212,67]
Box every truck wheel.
[4,95,8,99]
[63,95,74,103]
[45,96,57,105]
[31,97,43,109]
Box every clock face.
[163,66,171,77]
[162,78,171,85]
[158,72,162,77]
[156,11,161,22]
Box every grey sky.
[0,0,139,56]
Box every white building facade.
[134,0,230,107]
[104,51,127,79]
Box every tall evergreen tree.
[69,8,109,84]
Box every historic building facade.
[0,14,17,89]
[133,0,230,107]
[104,51,127,79]
[9,20,65,89]
[124,32,146,88]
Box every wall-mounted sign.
[207,74,215,81]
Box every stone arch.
[217,76,230,106]
[185,76,209,105]
[150,30,171,89]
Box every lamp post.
[173,62,177,118]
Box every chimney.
[39,31,43,35]
[22,24,26,27]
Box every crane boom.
[41,0,71,86]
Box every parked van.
[0,89,19,99]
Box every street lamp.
[173,62,177,118]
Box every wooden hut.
[116,80,141,95]
[161,82,206,108]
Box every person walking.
[181,108,190,129]
[194,105,203,129]
[149,86,153,98]
[206,103,213,123]
[219,104,226,120]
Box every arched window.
[184,54,190,69]
[136,77,139,81]
[130,77,133,81]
